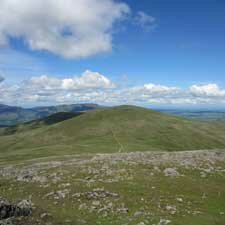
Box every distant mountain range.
[0,103,101,126]
[158,109,225,121]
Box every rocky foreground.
[0,150,225,225]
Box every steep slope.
[0,103,101,126]
[0,105,225,162]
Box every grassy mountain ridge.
[1,105,225,162]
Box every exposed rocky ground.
[0,150,225,225]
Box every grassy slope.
[1,105,225,162]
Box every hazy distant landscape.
[158,109,225,121]
[0,104,100,126]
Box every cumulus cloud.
[190,84,225,97]
[0,0,130,59]
[0,70,116,105]
[134,11,157,30]
[1,73,225,106]
[121,84,180,103]
[62,70,115,90]
[137,83,179,96]
[24,70,115,91]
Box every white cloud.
[118,84,181,104]
[134,11,157,30]
[141,83,179,96]
[26,76,61,90]
[1,73,225,107]
[23,70,115,92]
[0,0,130,59]
[62,70,115,90]
[190,84,225,97]
[0,70,116,105]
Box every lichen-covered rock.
[16,199,33,217]
[0,197,33,220]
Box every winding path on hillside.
[109,127,124,153]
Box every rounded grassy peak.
[1,105,225,162]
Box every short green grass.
[1,151,225,225]
[1,105,225,163]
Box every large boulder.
[0,197,33,220]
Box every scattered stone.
[117,207,129,213]
[72,193,82,198]
[59,183,71,188]
[32,175,47,183]
[44,189,69,200]
[137,222,145,225]
[154,166,161,173]
[78,203,88,210]
[50,173,61,183]
[77,219,87,224]
[40,212,51,219]
[54,189,69,199]
[157,219,171,225]
[44,192,54,199]
[176,197,183,202]
[201,193,207,199]
[117,203,128,214]
[165,205,176,214]
[200,171,207,178]
[73,188,119,200]
[134,211,145,217]
[193,210,201,215]
[92,200,100,207]
[163,168,180,177]
[16,173,33,182]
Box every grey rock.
[0,197,33,220]
[163,168,180,177]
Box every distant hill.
[1,105,225,162]
[0,103,101,126]
[0,112,82,136]
[158,109,225,121]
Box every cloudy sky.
[0,0,225,108]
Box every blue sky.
[0,0,225,107]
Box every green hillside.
[1,105,225,162]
